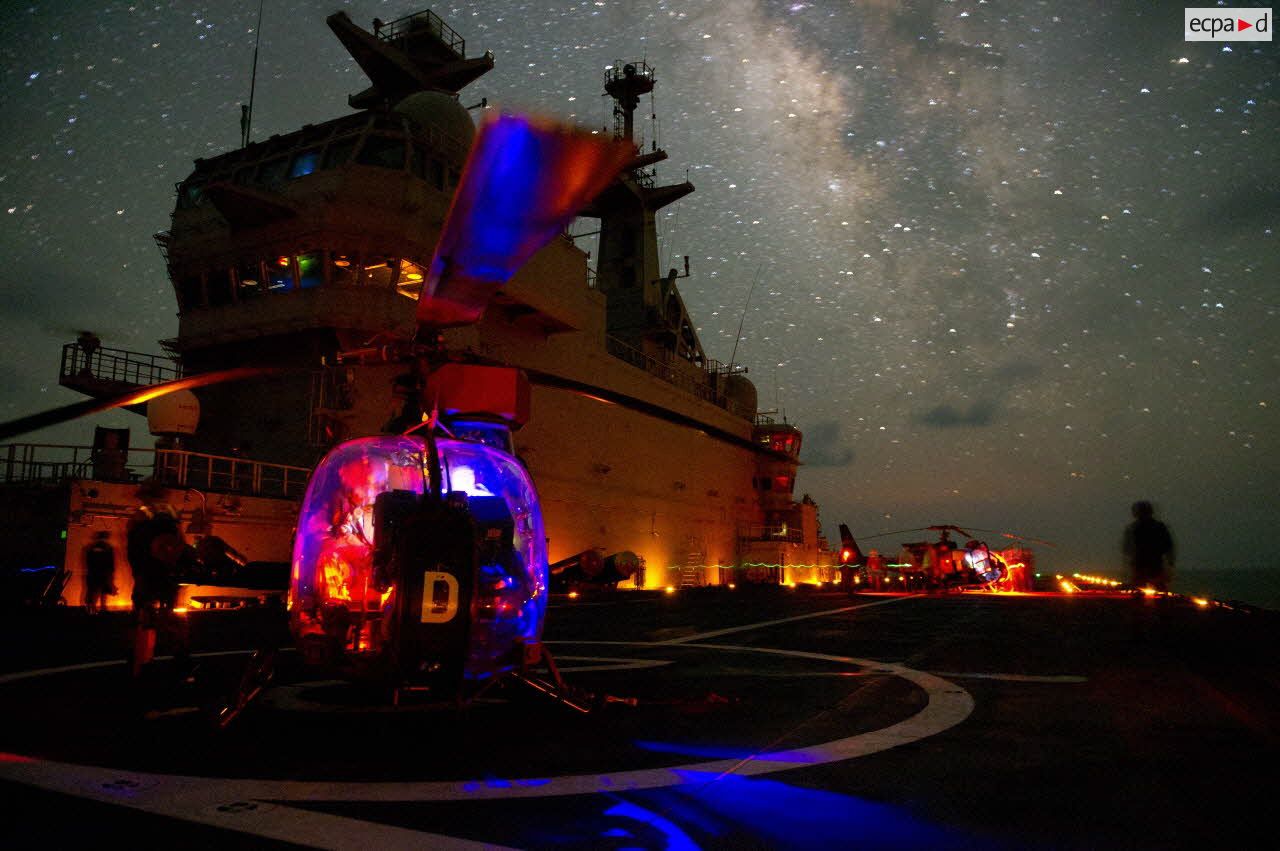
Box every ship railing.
[631,167,656,189]
[605,336,731,410]
[59,343,181,389]
[376,9,466,58]
[0,444,99,484]
[738,525,804,544]
[0,443,310,499]
[154,449,310,499]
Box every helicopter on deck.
[275,113,632,709]
[839,523,1047,593]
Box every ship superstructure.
[11,8,832,605]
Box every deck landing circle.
[0,641,973,804]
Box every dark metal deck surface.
[2,588,1276,849]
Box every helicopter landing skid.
[509,642,635,713]
[212,649,276,729]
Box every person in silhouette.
[1123,501,1174,593]
[82,530,116,614]
[865,549,886,591]
[76,330,100,376]
[127,506,191,679]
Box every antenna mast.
[242,0,266,148]
[729,264,763,369]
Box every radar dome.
[148,389,200,436]
[724,374,757,416]
[394,91,475,160]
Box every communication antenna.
[729,264,763,369]
[241,0,266,148]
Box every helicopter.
[841,524,1050,593]
[281,114,633,709]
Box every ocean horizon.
[1173,568,1280,611]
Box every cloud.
[800,419,854,466]
[916,398,998,428]
[994,361,1041,382]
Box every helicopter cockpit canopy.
[289,434,548,679]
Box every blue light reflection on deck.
[602,801,700,851]
[626,771,969,849]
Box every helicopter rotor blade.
[0,367,289,443]
[857,523,1052,548]
[417,115,634,329]
[857,527,936,542]
[962,526,1057,547]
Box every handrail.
[605,335,755,419]
[376,9,466,57]
[739,525,804,544]
[0,443,310,499]
[59,342,181,388]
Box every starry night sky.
[1,1,1276,583]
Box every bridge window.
[297,252,324,289]
[237,260,263,299]
[289,149,322,178]
[178,273,203,310]
[268,255,295,291]
[331,253,358,287]
[177,181,204,210]
[356,135,406,170]
[257,156,289,187]
[323,136,358,169]
[359,258,396,289]
[208,267,234,306]
[397,259,426,300]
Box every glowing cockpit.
[289,434,547,681]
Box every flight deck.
[1,588,1275,849]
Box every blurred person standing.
[1123,501,1175,593]
[127,506,191,679]
[82,530,116,614]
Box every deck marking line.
[0,757,508,851]
[653,594,922,645]
[929,671,1088,683]
[0,648,286,686]
[554,656,675,673]
[0,642,972,846]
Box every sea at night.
[1174,568,1280,611]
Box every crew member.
[1123,500,1174,593]
[865,549,886,591]
[127,505,190,679]
[82,530,116,614]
